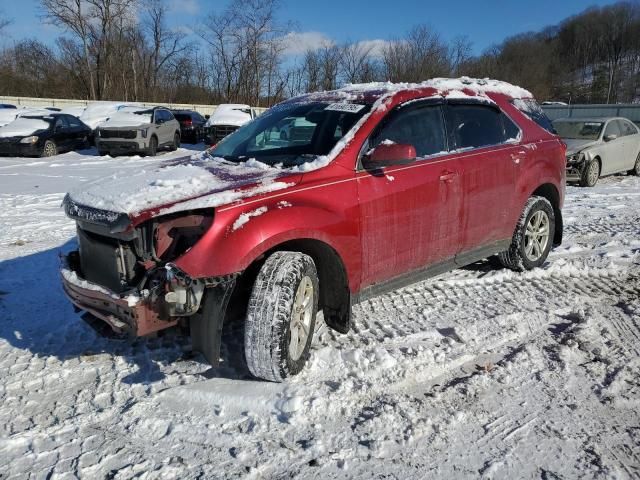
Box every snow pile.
[0,117,51,137]
[99,109,152,128]
[206,104,253,127]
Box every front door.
[601,120,626,174]
[357,101,463,288]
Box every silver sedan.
[553,117,640,187]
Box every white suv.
[96,107,181,156]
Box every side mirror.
[205,115,210,120]
[363,143,417,169]
[604,134,617,142]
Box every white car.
[205,104,256,144]
[553,117,640,187]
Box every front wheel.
[147,136,158,156]
[498,196,555,272]
[41,140,57,157]
[170,132,180,151]
[245,251,319,382]
[580,159,600,187]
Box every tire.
[628,152,640,176]
[147,136,158,156]
[170,132,180,151]
[245,251,319,382]
[41,140,57,157]
[498,196,555,272]
[580,158,600,187]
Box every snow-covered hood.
[99,112,152,129]
[206,105,252,127]
[65,154,301,223]
[0,118,50,138]
[563,138,600,156]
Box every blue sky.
[1,0,620,55]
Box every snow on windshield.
[0,117,51,137]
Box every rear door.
[357,100,463,288]
[65,115,89,149]
[444,101,522,259]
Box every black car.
[0,104,16,109]
[0,113,92,157]
[171,110,207,143]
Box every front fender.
[173,199,361,291]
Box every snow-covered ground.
[1,148,639,479]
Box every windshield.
[208,101,372,168]
[553,121,604,140]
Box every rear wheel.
[147,136,158,156]
[41,140,57,157]
[580,158,600,187]
[628,152,640,176]
[245,251,319,382]
[498,196,555,272]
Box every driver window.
[604,121,621,138]
[54,117,68,130]
[370,105,446,158]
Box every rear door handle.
[439,171,458,183]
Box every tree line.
[0,0,638,107]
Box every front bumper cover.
[60,253,176,337]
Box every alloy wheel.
[524,210,550,262]
[289,276,314,361]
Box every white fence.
[0,96,268,117]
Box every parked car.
[0,113,92,157]
[204,104,255,145]
[60,78,565,381]
[95,107,181,156]
[553,117,640,186]
[171,109,207,144]
[0,104,16,109]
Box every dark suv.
[171,110,207,144]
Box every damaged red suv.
[61,78,565,382]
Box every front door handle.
[439,171,458,183]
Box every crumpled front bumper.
[566,160,585,181]
[60,253,176,337]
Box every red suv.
[61,78,565,382]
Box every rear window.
[512,98,556,134]
[174,113,191,121]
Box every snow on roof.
[206,104,253,127]
[99,110,153,128]
[340,77,533,100]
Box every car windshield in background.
[553,121,604,140]
[208,101,372,168]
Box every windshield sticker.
[325,103,366,114]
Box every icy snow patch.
[232,206,268,231]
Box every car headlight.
[567,153,584,164]
[20,136,39,144]
[140,128,148,138]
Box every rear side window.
[67,115,82,128]
[619,119,639,136]
[511,98,556,133]
[447,104,507,149]
[165,110,175,121]
[370,104,446,158]
[174,113,190,122]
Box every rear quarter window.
[511,98,556,134]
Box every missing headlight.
[152,211,214,262]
